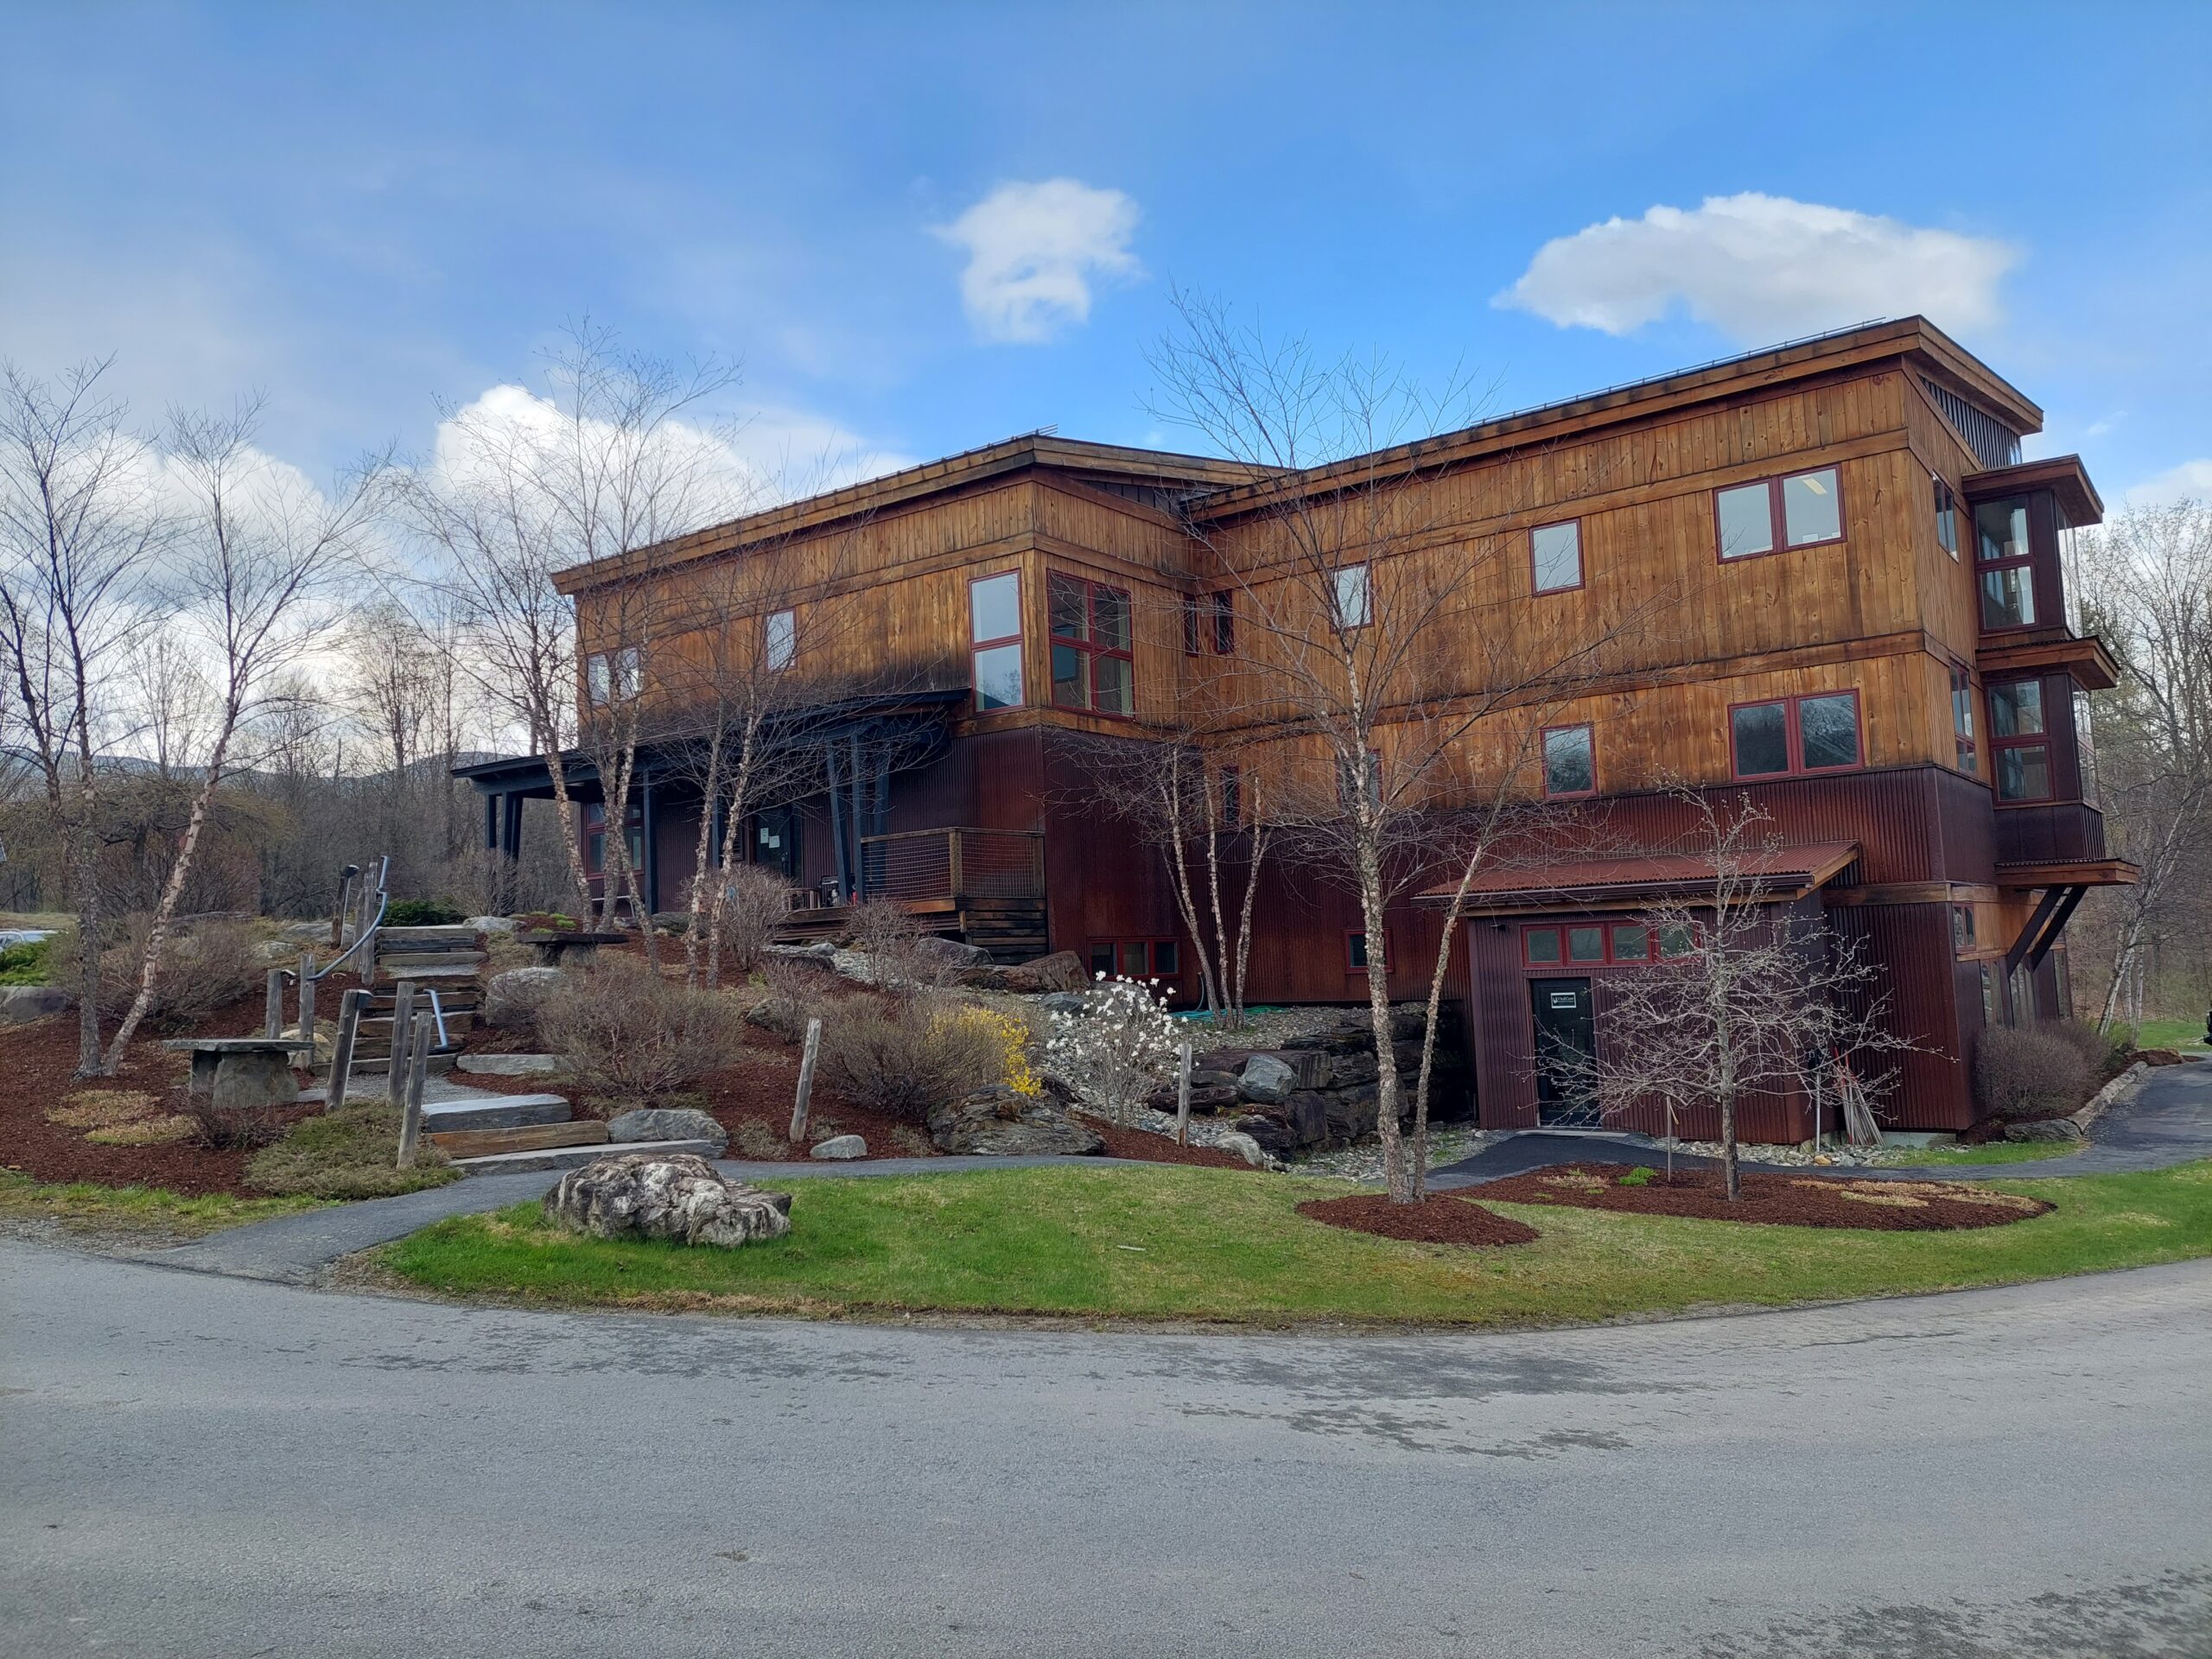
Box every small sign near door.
[1548,991,1579,1009]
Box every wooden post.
[264,969,285,1040]
[397,1014,429,1169]
[790,1016,822,1144]
[1175,1041,1194,1146]
[326,988,365,1113]
[296,950,317,1065]
[331,870,353,950]
[386,980,416,1110]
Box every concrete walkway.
[1429,1058,2212,1186]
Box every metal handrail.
[312,855,389,982]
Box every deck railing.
[859,828,1044,906]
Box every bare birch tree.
[0,359,167,1074]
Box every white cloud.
[1495,193,2019,343]
[2122,458,2212,508]
[933,179,1142,344]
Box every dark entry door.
[1530,977,1598,1127]
[752,806,801,881]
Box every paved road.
[4,1243,2208,1657]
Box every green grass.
[245,1104,461,1199]
[1885,1141,2078,1166]
[2133,1017,2210,1052]
[378,1159,2212,1327]
[0,936,54,985]
[0,1170,320,1239]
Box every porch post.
[849,734,866,901]
[826,746,852,903]
[640,773,660,918]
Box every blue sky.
[4,1,2208,504]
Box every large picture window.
[1047,572,1135,715]
[1990,677,2052,802]
[1729,690,1863,779]
[1975,495,2037,629]
[969,571,1024,711]
[1541,723,1596,798]
[1714,466,1843,561]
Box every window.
[582,802,643,876]
[1975,496,2037,629]
[1087,941,1116,978]
[764,608,796,672]
[1047,573,1135,715]
[1541,723,1596,798]
[1090,939,1180,981]
[1532,520,1582,593]
[1729,690,1861,779]
[1715,466,1844,561]
[1522,927,1563,966]
[1218,765,1241,830]
[969,571,1024,711]
[1934,477,1960,559]
[1980,962,1999,1027]
[1950,666,1978,775]
[586,645,643,707]
[1346,930,1386,973]
[1567,924,1605,963]
[1522,921,1663,967]
[1990,678,2051,802]
[1209,590,1235,654]
[1152,939,1179,977]
[1952,904,1977,952]
[1333,563,1372,628]
[2075,686,2099,807]
[1657,922,1695,959]
[1609,922,1649,962]
[1181,593,1199,656]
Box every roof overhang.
[1961,454,2104,527]
[1417,841,1861,916]
[1976,632,2121,691]
[1996,858,2139,889]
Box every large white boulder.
[543,1153,790,1248]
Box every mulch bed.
[0,975,364,1198]
[1077,1115,1258,1170]
[1297,1192,1541,1248]
[1476,1162,2052,1231]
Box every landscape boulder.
[484,966,565,1031]
[1215,1130,1272,1169]
[607,1107,729,1156]
[914,935,993,969]
[743,995,810,1045]
[927,1084,1105,1156]
[993,950,1090,995]
[543,1153,791,1248]
[0,985,69,1027]
[1238,1053,1298,1104]
[810,1134,868,1160]
[1038,992,1087,1018]
[466,915,519,935]
[2004,1116,2088,1143]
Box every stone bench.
[515,931,627,968]
[162,1037,319,1112]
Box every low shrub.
[819,997,1011,1122]
[2045,1018,2128,1078]
[0,935,54,985]
[50,916,263,1033]
[1974,1025,2095,1122]
[537,954,744,1112]
[185,1093,287,1151]
[246,1104,457,1198]
[712,864,791,978]
[384,899,467,927]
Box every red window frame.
[1345,928,1387,975]
[1520,920,1670,968]
[1541,722,1597,798]
[1933,476,1960,561]
[1530,518,1584,594]
[1087,938,1181,981]
[582,801,644,879]
[1949,664,1978,775]
[1047,571,1135,717]
[1988,677,2054,803]
[1974,495,2037,632]
[967,569,1025,713]
[1713,465,1846,563]
[1726,690,1864,780]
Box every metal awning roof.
[1417,841,1860,913]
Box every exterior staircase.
[352,925,487,1071]
[404,1072,720,1177]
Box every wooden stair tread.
[427,1120,607,1159]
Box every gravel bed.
[1291,1126,1499,1184]
[1665,1136,1900,1169]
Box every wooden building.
[460,317,2133,1141]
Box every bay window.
[1975,496,2037,629]
[1990,678,2051,801]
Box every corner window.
[1730,690,1861,779]
[969,571,1024,711]
[1333,563,1372,629]
[586,645,642,707]
[1975,496,2037,629]
[1951,666,1978,775]
[1716,466,1844,561]
[765,608,796,672]
[1934,477,1960,560]
[1048,572,1135,715]
[1532,520,1582,593]
[1541,723,1596,798]
[1952,904,1977,952]
[1210,590,1235,654]
[1990,678,2051,802]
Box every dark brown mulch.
[1077,1115,1258,1170]
[1298,1192,1541,1247]
[1476,1163,2051,1231]
[0,975,365,1198]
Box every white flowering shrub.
[1045,974,1180,1125]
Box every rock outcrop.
[927,1084,1105,1156]
[606,1107,730,1156]
[483,966,564,1031]
[543,1153,791,1248]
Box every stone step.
[454,1052,566,1077]
[429,1119,605,1160]
[420,1092,573,1133]
[348,1053,459,1076]
[451,1137,723,1177]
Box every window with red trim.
[1950,666,1978,775]
[1714,466,1843,561]
[1048,572,1134,715]
[969,572,1024,711]
[1088,938,1180,980]
[1522,920,1671,967]
[1990,678,2052,801]
[1346,930,1386,973]
[1541,723,1595,798]
[1728,690,1861,779]
[582,802,643,877]
[1974,496,2037,629]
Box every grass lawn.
[0,1170,321,1240]
[379,1160,2212,1328]
[2133,1017,2209,1052]
[1885,1141,2078,1167]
